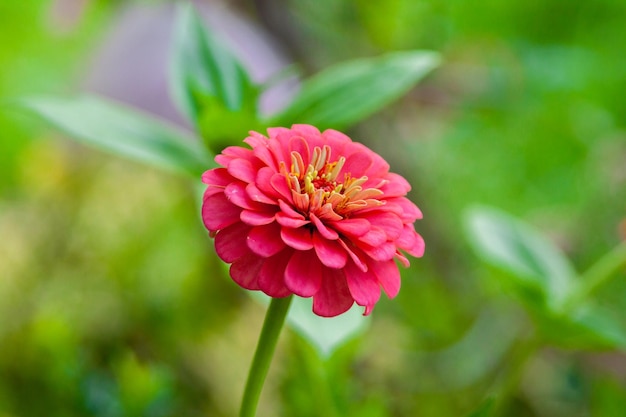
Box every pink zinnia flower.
[202,124,424,317]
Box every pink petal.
[229,252,263,290]
[258,249,292,297]
[203,184,225,198]
[202,193,242,231]
[215,222,251,263]
[227,158,258,183]
[379,173,411,197]
[360,212,403,240]
[397,224,425,257]
[278,200,306,220]
[240,209,276,226]
[338,239,368,272]
[312,268,354,317]
[291,124,321,140]
[329,218,371,238]
[357,226,387,247]
[284,250,322,297]
[246,183,276,205]
[222,145,254,159]
[245,133,277,170]
[288,135,311,163]
[243,131,267,148]
[202,168,233,186]
[313,231,347,268]
[268,134,289,166]
[349,143,389,180]
[267,126,291,138]
[344,261,381,308]
[310,213,339,240]
[247,222,285,257]
[317,203,343,221]
[321,129,350,157]
[371,259,401,298]
[281,226,314,250]
[395,251,411,267]
[270,173,294,203]
[360,241,397,261]
[385,197,423,221]
[225,182,263,210]
[276,212,310,228]
[255,167,280,199]
[342,150,373,178]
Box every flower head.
[202,124,424,317]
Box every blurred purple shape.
[82,0,294,128]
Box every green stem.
[240,295,293,417]
[490,333,540,417]
[563,241,626,312]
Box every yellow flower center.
[280,145,384,220]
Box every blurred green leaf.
[464,206,577,311]
[541,303,626,350]
[169,3,258,132]
[464,398,494,417]
[196,95,264,154]
[591,378,626,417]
[287,297,369,358]
[270,50,440,130]
[19,95,212,177]
[415,306,523,390]
[252,293,369,357]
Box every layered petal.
[285,250,322,297]
[313,231,347,268]
[202,193,241,231]
[312,268,354,317]
[344,260,381,308]
[258,249,292,297]
[215,222,251,263]
[247,222,285,257]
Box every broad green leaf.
[251,293,369,357]
[169,3,258,127]
[20,95,212,177]
[414,305,523,390]
[464,206,576,312]
[286,296,369,357]
[540,303,626,350]
[270,50,440,130]
[464,398,494,417]
[591,378,626,417]
[196,95,264,154]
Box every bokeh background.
[1,0,626,416]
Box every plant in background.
[21,1,626,415]
[464,206,626,416]
[7,1,626,416]
[20,3,437,416]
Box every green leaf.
[414,305,523,390]
[286,297,369,357]
[196,95,264,154]
[464,206,576,312]
[464,398,494,417]
[541,303,626,350]
[251,293,369,357]
[169,3,258,126]
[270,50,440,130]
[20,95,212,177]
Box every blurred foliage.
[2,0,626,416]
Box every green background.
[1,0,625,415]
